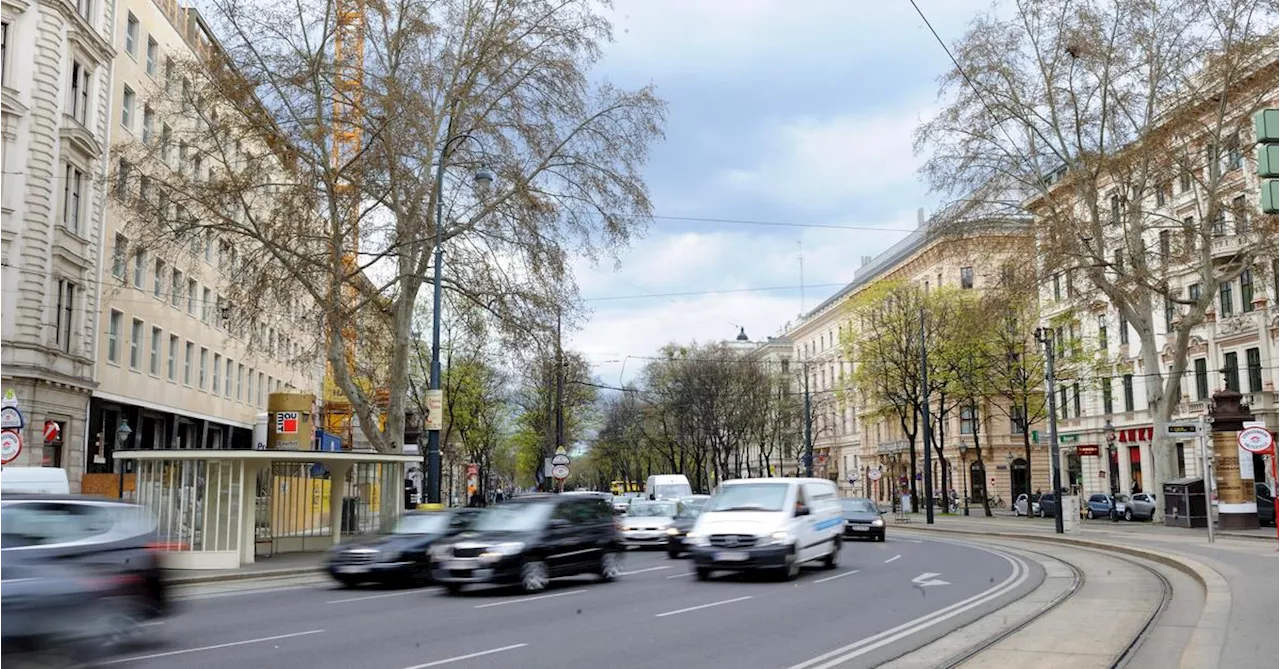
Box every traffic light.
[1255,108,1278,214]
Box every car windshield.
[629,501,677,517]
[840,499,878,514]
[470,502,554,532]
[391,514,451,534]
[707,483,789,512]
[676,499,707,518]
[654,484,692,499]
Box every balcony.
[1210,234,1247,260]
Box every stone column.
[1210,387,1259,530]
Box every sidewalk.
[163,551,326,585]
[975,507,1275,541]
[893,513,1278,669]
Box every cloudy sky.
[567,0,1001,384]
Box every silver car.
[620,500,678,548]
[1014,493,1040,517]
[1125,492,1157,521]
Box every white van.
[645,474,692,501]
[0,467,71,494]
[686,477,842,581]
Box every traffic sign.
[867,469,883,482]
[551,453,571,467]
[0,405,23,430]
[1,430,22,464]
[1238,426,1274,454]
[551,464,570,480]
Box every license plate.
[716,552,748,562]
[848,525,868,532]
[446,561,473,571]
[336,565,368,574]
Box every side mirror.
[794,505,811,517]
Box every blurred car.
[2,555,145,666]
[665,498,710,558]
[839,497,885,542]
[432,494,622,594]
[1257,483,1275,527]
[1084,494,1114,519]
[611,496,633,514]
[1126,493,1157,521]
[1037,493,1059,518]
[1013,493,1040,517]
[327,508,478,587]
[620,499,679,548]
[0,496,168,621]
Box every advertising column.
[1209,387,1258,530]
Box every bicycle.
[992,496,1006,509]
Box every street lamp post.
[115,419,132,500]
[1104,419,1117,496]
[426,133,493,505]
[1034,326,1065,534]
[959,443,970,516]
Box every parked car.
[1256,483,1275,527]
[431,494,622,594]
[1014,493,1041,517]
[839,497,885,542]
[620,500,679,549]
[611,496,634,515]
[0,496,168,621]
[665,499,708,558]
[1037,493,1058,518]
[326,508,478,587]
[686,477,842,581]
[1126,493,1157,521]
[1084,494,1113,519]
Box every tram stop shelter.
[114,449,421,570]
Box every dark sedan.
[327,508,478,587]
[0,495,168,621]
[665,497,710,558]
[2,558,142,665]
[840,497,886,541]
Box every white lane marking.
[139,621,165,627]
[99,630,325,666]
[884,555,901,563]
[619,566,671,576]
[473,590,586,609]
[667,572,694,579]
[785,551,1027,669]
[327,588,438,604]
[175,583,328,601]
[654,596,753,618]
[400,643,529,669]
[813,569,860,584]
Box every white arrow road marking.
[911,572,950,587]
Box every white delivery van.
[685,477,842,581]
[0,467,71,494]
[645,474,692,501]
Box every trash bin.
[1163,478,1207,528]
[1061,495,1080,533]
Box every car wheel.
[822,539,840,570]
[519,561,549,593]
[1124,509,1133,521]
[444,583,463,595]
[695,567,712,581]
[598,552,622,582]
[667,550,681,559]
[1086,509,1094,519]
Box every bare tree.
[114,0,665,454]
[917,0,1278,516]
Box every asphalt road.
[108,535,1041,669]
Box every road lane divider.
[327,588,439,604]
[785,549,1028,669]
[619,566,671,576]
[400,643,529,669]
[884,555,901,563]
[654,596,753,618]
[473,589,586,609]
[99,629,326,665]
[666,572,693,579]
[813,569,860,584]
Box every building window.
[1180,169,1192,193]
[1119,313,1129,345]
[149,326,161,375]
[111,234,128,279]
[960,267,974,289]
[167,334,178,381]
[1097,315,1108,351]
[1194,358,1208,400]
[1223,352,1240,393]
[213,353,221,392]
[204,230,214,263]
[199,348,208,389]
[1226,133,1242,171]
[247,368,255,403]
[69,60,90,125]
[42,419,65,467]
[0,23,8,87]
[201,288,212,323]
[1010,406,1025,434]
[1165,296,1176,330]
[170,268,182,307]
[960,406,977,434]
[153,259,166,298]
[164,56,175,91]
[121,85,134,130]
[184,342,194,385]
[236,364,244,401]
[130,318,143,370]
[224,358,233,397]
[108,310,122,363]
[1059,386,1069,420]
[142,106,154,144]
[1053,274,1061,301]
[54,280,75,352]
[258,372,265,406]
[146,36,158,75]
[62,165,83,234]
[187,280,198,315]
[1122,374,1135,412]
[125,13,139,57]
[1159,230,1171,261]
[1247,347,1262,393]
[1072,382,1081,417]
[1112,248,1124,274]
[1219,280,1233,317]
[1240,269,1254,313]
[1101,377,1113,414]
[1189,283,1201,302]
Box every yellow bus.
[610,480,643,496]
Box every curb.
[898,525,1231,669]
[166,566,324,586]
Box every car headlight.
[686,532,710,546]
[871,518,885,527]
[666,527,681,536]
[480,542,525,558]
[430,544,453,559]
[765,530,793,546]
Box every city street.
[114,537,1039,669]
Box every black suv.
[431,494,622,594]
